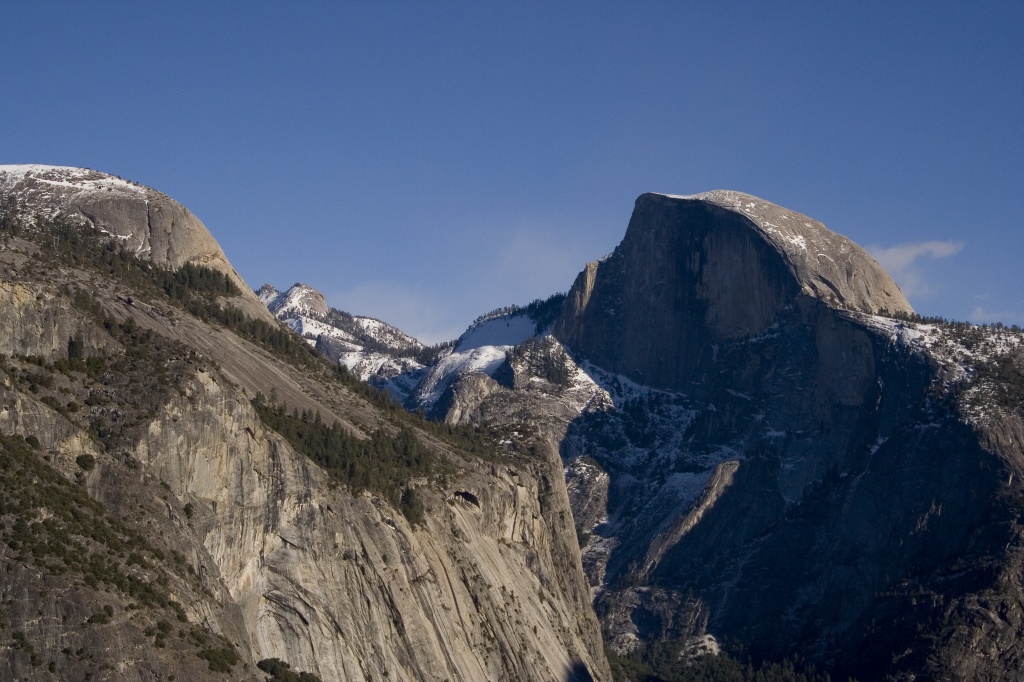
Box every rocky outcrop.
[433,372,504,426]
[554,191,913,392]
[0,280,106,360]
[683,190,912,315]
[261,282,332,319]
[0,165,273,323]
[549,192,1024,680]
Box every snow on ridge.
[263,282,423,351]
[285,316,360,344]
[338,350,424,382]
[353,316,423,350]
[413,345,510,408]
[455,313,537,353]
[577,359,677,408]
[851,311,1024,426]
[267,283,329,318]
[0,164,145,196]
[652,189,760,204]
[257,285,282,308]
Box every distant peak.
[264,282,330,318]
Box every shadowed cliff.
[550,191,1024,680]
[555,191,913,392]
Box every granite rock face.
[555,191,913,391]
[549,192,1024,679]
[395,190,1024,679]
[0,169,610,682]
[132,370,607,682]
[0,165,273,323]
[234,186,1024,680]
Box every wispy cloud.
[867,240,964,297]
[492,226,596,297]
[328,280,466,345]
[969,306,1024,327]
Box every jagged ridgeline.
[6,207,515,475]
[0,166,609,682]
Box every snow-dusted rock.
[0,165,273,323]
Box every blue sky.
[4,2,1022,342]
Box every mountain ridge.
[7,161,1024,681]
[0,164,273,324]
[0,165,610,682]
[273,189,1024,680]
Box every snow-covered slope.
[404,310,542,409]
[0,164,146,209]
[454,313,538,352]
[260,283,422,348]
[259,283,429,399]
[260,281,331,319]
[259,286,574,413]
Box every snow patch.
[413,345,510,408]
[455,313,538,352]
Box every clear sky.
[4,2,1022,342]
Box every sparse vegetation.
[257,657,324,682]
[506,336,573,387]
[468,292,567,335]
[0,433,176,609]
[607,642,845,682]
[413,338,456,365]
[196,643,240,673]
[250,393,435,522]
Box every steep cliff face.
[0,169,609,682]
[133,369,605,682]
[548,192,1024,680]
[554,191,913,392]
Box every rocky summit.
[554,191,914,391]
[3,164,1024,682]
[550,192,1024,680]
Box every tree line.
[250,393,431,524]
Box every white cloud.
[867,240,964,297]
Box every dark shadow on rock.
[565,658,594,682]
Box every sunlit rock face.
[0,165,273,323]
[0,165,610,682]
